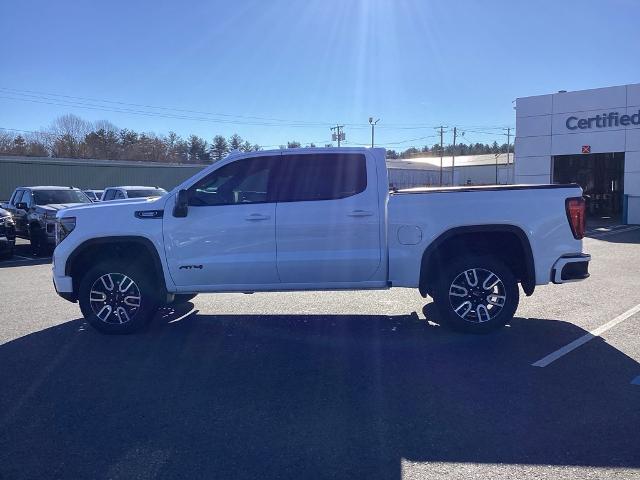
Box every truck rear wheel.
[78,261,160,334]
[432,255,519,333]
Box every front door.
[275,152,382,284]
[10,190,29,236]
[163,154,280,288]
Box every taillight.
[565,197,585,240]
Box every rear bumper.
[551,253,591,284]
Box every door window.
[11,190,24,206]
[22,191,33,208]
[189,156,277,206]
[277,153,367,202]
[114,190,126,200]
[102,190,115,201]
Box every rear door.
[275,152,381,284]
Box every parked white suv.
[53,148,590,334]
[101,186,167,201]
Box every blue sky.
[1,0,639,150]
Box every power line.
[0,87,517,132]
[0,95,338,129]
[0,87,333,127]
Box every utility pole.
[331,125,345,147]
[438,126,445,186]
[368,117,380,148]
[452,127,457,186]
[506,127,511,184]
[496,127,512,185]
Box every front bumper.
[44,221,57,245]
[53,274,76,302]
[551,253,591,284]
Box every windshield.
[126,189,167,198]
[33,190,92,205]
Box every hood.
[57,195,167,218]
[103,197,151,204]
[37,203,86,213]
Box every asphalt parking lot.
[1,229,639,480]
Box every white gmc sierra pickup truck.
[53,147,590,334]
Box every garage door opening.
[552,152,625,224]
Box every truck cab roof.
[105,186,163,190]
[20,186,82,191]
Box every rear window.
[277,154,367,202]
[33,190,91,205]
[126,189,167,198]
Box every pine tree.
[228,133,243,151]
[211,135,229,162]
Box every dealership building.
[515,83,640,224]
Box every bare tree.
[50,114,91,158]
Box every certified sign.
[567,111,640,130]
[581,145,591,154]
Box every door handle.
[348,209,374,217]
[245,213,271,221]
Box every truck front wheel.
[29,225,46,256]
[432,255,519,333]
[78,261,160,334]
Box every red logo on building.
[581,145,591,154]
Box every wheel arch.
[419,224,536,297]
[65,236,167,296]
[28,219,42,231]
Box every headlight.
[0,215,12,226]
[56,217,76,245]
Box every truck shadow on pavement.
[0,241,52,268]
[1,305,639,479]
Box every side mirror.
[173,189,189,218]
[16,202,28,211]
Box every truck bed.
[392,183,580,194]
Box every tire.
[78,260,161,334]
[0,243,13,260]
[432,255,519,334]
[170,293,198,305]
[29,225,46,256]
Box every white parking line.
[532,303,640,368]
[589,226,640,238]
